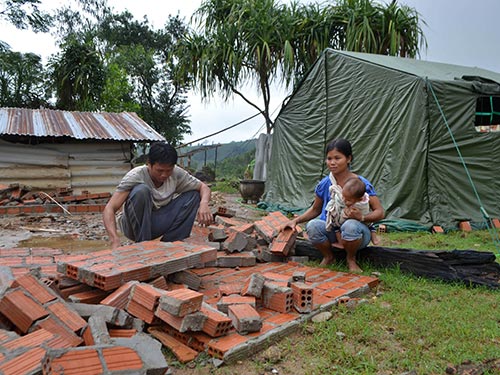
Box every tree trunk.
[294,239,500,289]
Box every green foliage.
[48,37,105,111]
[100,62,140,113]
[0,0,53,33]
[211,179,240,194]
[178,0,426,133]
[278,268,499,374]
[217,149,256,179]
[0,49,48,108]
[179,140,256,174]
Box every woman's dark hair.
[325,138,353,162]
[148,142,178,165]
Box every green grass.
[271,268,499,375]
[235,230,499,374]
[379,229,500,254]
[168,229,499,375]
[211,179,240,194]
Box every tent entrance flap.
[427,79,500,255]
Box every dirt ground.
[0,192,265,252]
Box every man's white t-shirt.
[116,165,201,210]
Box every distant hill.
[178,139,256,171]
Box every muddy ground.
[0,192,265,252]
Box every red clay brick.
[100,281,137,309]
[148,327,199,363]
[207,332,249,359]
[159,288,204,317]
[102,346,143,371]
[126,299,157,324]
[200,303,233,337]
[108,328,137,338]
[492,218,500,228]
[219,283,242,296]
[290,282,314,313]
[46,301,87,333]
[217,295,256,314]
[0,289,49,333]
[67,289,110,304]
[130,283,166,311]
[33,316,83,347]
[2,328,54,351]
[432,225,444,233]
[459,221,472,232]
[0,347,45,375]
[269,227,297,256]
[42,347,103,375]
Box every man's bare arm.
[197,182,213,226]
[103,190,130,249]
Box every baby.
[334,177,380,246]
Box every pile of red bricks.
[0,210,380,372]
[0,184,111,215]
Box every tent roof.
[332,49,500,83]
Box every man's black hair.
[148,142,178,165]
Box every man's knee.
[178,190,201,208]
[128,184,152,202]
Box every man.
[103,142,213,249]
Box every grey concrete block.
[287,256,309,264]
[222,232,248,253]
[0,266,14,288]
[228,304,262,334]
[69,303,134,328]
[87,315,112,345]
[216,254,256,268]
[241,273,265,298]
[259,249,286,263]
[170,270,201,291]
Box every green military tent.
[265,49,500,229]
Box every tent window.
[475,96,500,132]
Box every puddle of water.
[18,235,110,253]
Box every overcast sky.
[1,0,499,145]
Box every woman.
[283,138,384,272]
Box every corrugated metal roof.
[0,108,165,142]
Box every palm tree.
[178,0,425,133]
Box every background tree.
[0,49,48,107]
[178,0,425,133]
[0,0,52,34]
[96,11,191,144]
[48,4,191,144]
[48,37,105,111]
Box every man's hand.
[110,237,121,251]
[197,201,213,226]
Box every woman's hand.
[279,218,298,232]
[344,206,363,221]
